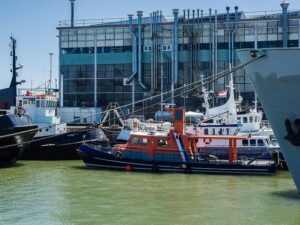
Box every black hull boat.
[77,143,276,175]
[21,127,108,160]
[0,114,37,167]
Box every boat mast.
[10,37,19,107]
[10,36,24,107]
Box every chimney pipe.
[172,9,179,106]
[226,7,231,67]
[70,0,75,27]
[281,0,289,47]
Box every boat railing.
[109,146,275,166]
[196,147,275,165]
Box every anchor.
[284,119,300,146]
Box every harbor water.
[1,161,300,225]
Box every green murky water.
[0,161,300,225]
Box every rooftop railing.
[58,9,300,28]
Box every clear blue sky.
[1,0,300,89]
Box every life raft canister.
[203,137,212,144]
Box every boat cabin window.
[36,100,40,108]
[18,100,22,107]
[140,138,147,145]
[254,116,258,122]
[243,117,248,124]
[204,128,208,135]
[242,140,249,146]
[212,129,215,135]
[23,100,28,105]
[157,139,168,147]
[249,116,253,123]
[237,117,241,123]
[46,100,57,108]
[250,139,256,146]
[27,99,35,105]
[131,137,139,145]
[257,139,265,146]
[219,129,223,135]
[40,100,45,108]
[226,128,229,135]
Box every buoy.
[125,165,132,172]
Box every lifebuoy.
[203,138,212,144]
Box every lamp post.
[49,52,54,90]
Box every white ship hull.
[237,48,300,193]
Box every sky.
[1,0,300,89]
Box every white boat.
[13,92,66,138]
[237,48,300,193]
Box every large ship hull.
[237,48,300,192]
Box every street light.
[49,52,54,90]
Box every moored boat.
[14,92,108,160]
[0,114,37,167]
[78,108,276,175]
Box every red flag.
[216,88,228,98]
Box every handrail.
[58,9,300,28]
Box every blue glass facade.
[57,9,300,116]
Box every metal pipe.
[49,52,54,90]
[211,8,215,78]
[126,14,137,115]
[254,21,258,49]
[155,10,159,90]
[126,15,137,84]
[226,6,231,68]
[60,74,64,107]
[70,0,75,27]
[192,9,196,81]
[213,10,218,99]
[214,10,218,78]
[281,0,289,47]
[187,9,192,84]
[231,6,239,67]
[201,9,203,50]
[172,9,179,105]
[209,8,212,77]
[150,13,154,92]
[137,11,147,90]
[160,11,164,113]
[58,32,62,107]
[196,9,200,64]
[154,11,157,91]
[94,29,97,107]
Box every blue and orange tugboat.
[77,108,277,175]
